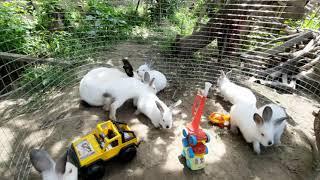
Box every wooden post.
[314,110,320,158]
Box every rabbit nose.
[166,125,169,129]
[268,141,273,146]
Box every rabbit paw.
[103,104,110,111]
[253,141,261,155]
[230,125,239,134]
[274,140,282,146]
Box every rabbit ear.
[253,113,264,126]
[149,78,155,87]
[29,149,55,173]
[274,117,287,126]
[143,72,150,83]
[122,58,134,77]
[155,101,164,115]
[219,70,226,77]
[169,100,182,110]
[146,59,154,69]
[262,106,273,122]
[55,151,68,174]
[226,69,232,77]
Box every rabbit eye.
[261,133,264,136]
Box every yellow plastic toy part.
[71,120,139,167]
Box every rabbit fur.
[29,149,77,180]
[258,103,287,145]
[230,103,279,154]
[136,62,167,93]
[134,94,181,129]
[217,70,256,105]
[101,72,156,120]
[79,67,141,106]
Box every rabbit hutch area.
[1,0,320,179]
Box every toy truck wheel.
[188,135,197,146]
[188,147,195,158]
[205,146,208,154]
[186,159,191,168]
[182,129,188,137]
[182,150,186,157]
[85,162,105,179]
[205,132,210,143]
[182,138,189,147]
[119,146,137,162]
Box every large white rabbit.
[217,70,256,105]
[101,72,156,120]
[230,103,276,154]
[79,67,129,106]
[29,149,78,180]
[79,67,147,107]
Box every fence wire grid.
[0,0,320,179]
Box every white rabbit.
[136,62,167,93]
[258,104,287,145]
[79,67,144,107]
[217,70,256,105]
[79,67,129,106]
[134,94,181,129]
[29,149,78,180]
[230,103,276,154]
[101,72,156,120]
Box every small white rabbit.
[230,103,276,154]
[258,104,287,145]
[134,94,181,129]
[136,62,167,93]
[217,70,256,105]
[79,67,143,106]
[102,72,156,120]
[29,149,78,180]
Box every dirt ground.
[0,42,320,180]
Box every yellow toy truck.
[69,120,139,179]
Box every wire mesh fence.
[0,0,319,179]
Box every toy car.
[181,129,209,170]
[208,112,230,129]
[69,120,139,179]
[181,82,211,170]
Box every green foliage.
[284,9,320,30]
[148,0,184,22]
[20,64,74,93]
[0,1,29,53]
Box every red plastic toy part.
[186,93,207,141]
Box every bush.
[20,64,73,93]
[0,1,29,53]
[148,0,184,22]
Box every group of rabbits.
[79,59,181,129]
[217,70,288,154]
[80,60,288,154]
[29,62,289,180]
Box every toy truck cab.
[69,120,139,178]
